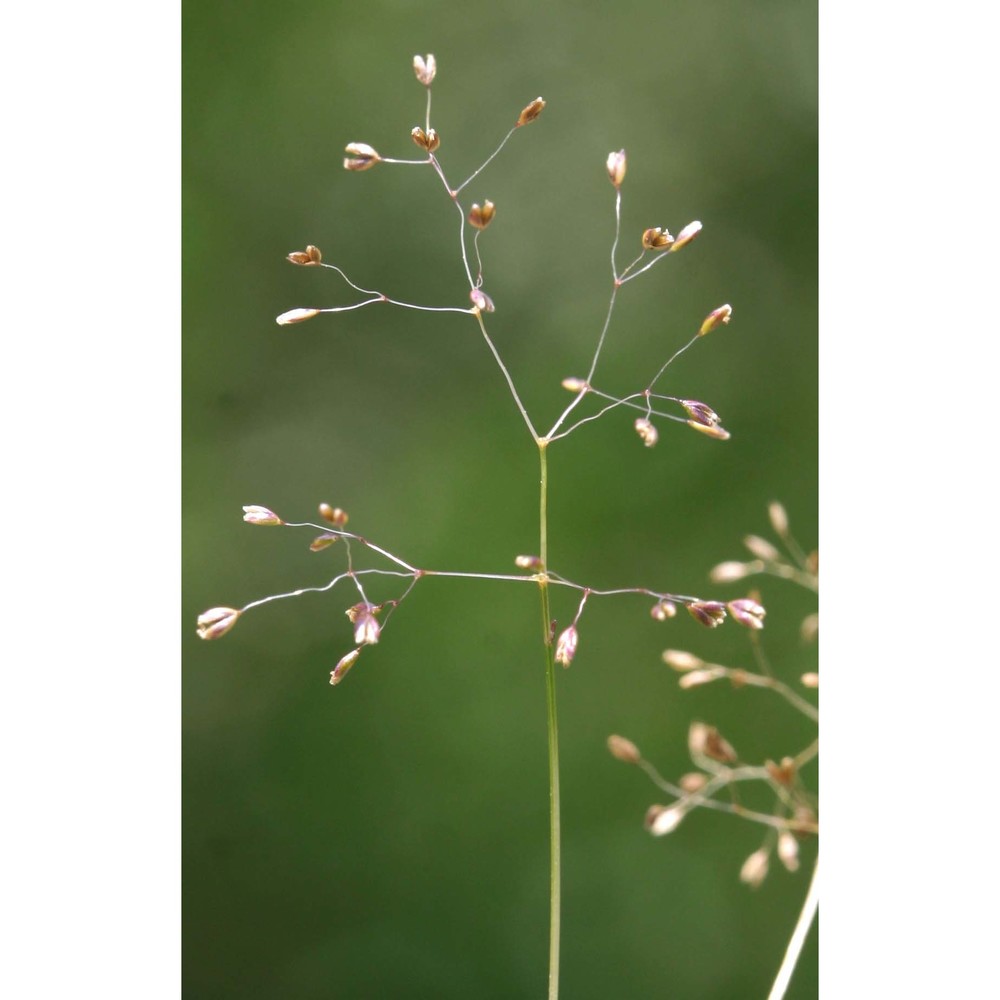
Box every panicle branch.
[610,504,818,896]
[198,500,758,686]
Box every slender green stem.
[538,440,561,1000]
[768,856,819,1000]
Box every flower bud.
[647,804,686,836]
[242,505,283,526]
[413,54,436,86]
[740,848,770,888]
[709,561,755,583]
[662,649,704,670]
[468,201,496,230]
[686,600,727,628]
[765,757,797,786]
[343,142,381,171]
[678,668,725,689]
[606,149,627,188]
[515,554,543,571]
[607,734,641,764]
[688,722,709,756]
[743,534,782,562]
[634,417,658,447]
[516,96,546,126]
[698,304,733,337]
[686,420,730,440]
[276,308,320,326]
[410,126,440,152]
[554,625,578,668]
[469,288,495,313]
[310,533,339,552]
[793,806,818,832]
[679,771,707,794]
[727,597,766,630]
[768,500,789,537]
[197,607,241,641]
[561,377,588,392]
[346,602,382,646]
[330,648,362,685]
[650,600,677,621]
[641,227,673,250]
[777,831,800,872]
[689,722,737,764]
[669,220,702,251]
[680,400,721,427]
[319,503,349,527]
[800,672,819,689]
[287,245,322,266]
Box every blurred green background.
[184,1,817,996]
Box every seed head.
[410,126,440,152]
[768,500,790,537]
[197,607,241,641]
[709,561,755,583]
[554,625,578,668]
[606,149,627,188]
[319,503,349,527]
[634,417,658,447]
[669,220,702,251]
[793,806,818,833]
[516,96,546,126]
[698,303,733,337]
[686,601,727,628]
[777,831,801,872]
[650,600,677,621]
[743,534,782,562]
[688,721,709,756]
[765,757,797,786]
[740,848,770,889]
[287,245,323,266]
[678,668,725,689]
[689,722,737,764]
[346,602,382,646]
[468,200,496,230]
[412,54,437,86]
[705,728,737,764]
[276,308,320,326]
[343,142,381,171]
[242,505,283,526]
[330,648,362,686]
[680,400,721,427]
[515,554,543,571]
[727,597,767,630]
[646,804,686,836]
[470,288,495,313]
[641,227,674,250]
[686,420,731,441]
[679,772,707,794]
[310,533,339,552]
[662,649,704,670]
[607,734,641,764]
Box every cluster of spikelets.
[272,54,735,452]
[198,53,753,686]
[607,502,818,889]
[197,497,780,689]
